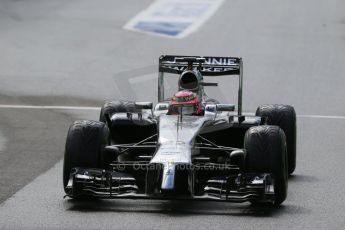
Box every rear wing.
[158,55,244,116]
[159,55,241,76]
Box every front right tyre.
[63,120,109,194]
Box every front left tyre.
[244,125,288,206]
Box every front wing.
[65,167,275,203]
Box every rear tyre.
[244,125,288,206]
[99,100,157,147]
[99,101,136,122]
[256,104,296,174]
[63,120,110,194]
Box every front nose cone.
[161,163,176,190]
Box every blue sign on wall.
[124,0,224,38]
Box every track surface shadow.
[288,174,319,183]
[64,198,297,217]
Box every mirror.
[216,104,235,112]
[205,104,217,113]
[154,103,169,111]
[135,102,153,110]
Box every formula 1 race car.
[63,55,296,206]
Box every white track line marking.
[243,112,345,119]
[0,104,344,119]
[0,104,100,110]
[297,115,345,119]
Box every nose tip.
[161,163,175,190]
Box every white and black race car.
[63,55,296,206]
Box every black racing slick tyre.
[63,120,110,192]
[244,125,288,206]
[256,104,297,174]
[99,101,136,122]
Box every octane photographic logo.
[113,162,231,171]
[123,0,225,38]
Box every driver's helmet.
[168,90,203,115]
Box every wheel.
[256,104,296,174]
[99,100,157,146]
[244,125,288,206]
[63,120,110,193]
[99,101,136,122]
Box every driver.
[168,90,203,115]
